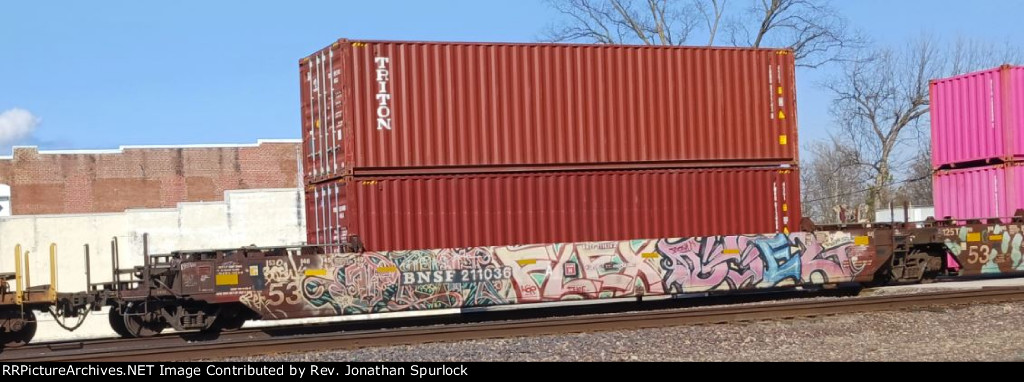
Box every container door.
[773,169,799,234]
[305,181,349,252]
[303,44,348,184]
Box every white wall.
[0,188,306,292]
[0,188,307,342]
[0,184,9,217]
[875,206,936,223]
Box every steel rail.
[4,287,1023,362]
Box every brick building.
[0,139,301,215]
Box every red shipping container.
[931,65,1024,169]
[306,167,800,252]
[300,39,798,182]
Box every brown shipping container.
[306,167,800,252]
[300,39,798,181]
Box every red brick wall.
[0,140,300,215]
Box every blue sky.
[1,0,1022,154]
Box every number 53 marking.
[966,244,991,264]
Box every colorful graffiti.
[942,225,1024,275]
[301,249,514,316]
[234,232,872,319]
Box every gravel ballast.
[237,300,1024,362]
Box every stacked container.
[934,163,1024,221]
[932,65,1024,220]
[301,39,801,252]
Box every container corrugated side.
[931,65,1024,168]
[1014,66,1024,147]
[300,39,798,181]
[933,163,1024,221]
[306,167,800,252]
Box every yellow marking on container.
[782,204,789,212]
[777,87,784,95]
[641,253,660,259]
[778,111,787,120]
[305,269,327,277]
[854,236,870,246]
[779,135,788,145]
[723,249,741,255]
[249,265,259,276]
[376,266,398,273]
[216,274,238,286]
[516,259,537,266]
[783,227,790,234]
[967,232,982,242]
[990,234,1004,241]
[315,119,321,128]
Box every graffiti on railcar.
[658,236,765,292]
[806,231,873,282]
[236,256,307,319]
[299,249,516,316]
[942,225,1024,275]
[235,233,869,319]
[656,233,862,293]
[496,240,664,302]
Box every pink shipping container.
[300,39,798,182]
[931,65,1024,169]
[305,167,801,252]
[933,163,1024,221]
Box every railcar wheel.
[109,303,165,338]
[0,310,37,347]
[108,307,132,337]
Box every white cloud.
[0,108,40,145]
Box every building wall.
[0,188,306,293]
[0,140,301,215]
[0,188,306,342]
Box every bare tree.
[695,0,727,45]
[800,138,869,223]
[726,0,862,67]
[893,150,933,207]
[545,0,698,45]
[825,38,940,214]
[823,35,1022,215]
[545,0,861,67]
[948,36,1024,76]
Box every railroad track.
[4,287,1024,362]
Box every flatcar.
[89,213,1019,339]
[0,244,94,346]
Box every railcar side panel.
[936,222,1024,276]
[215,231,875,320]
